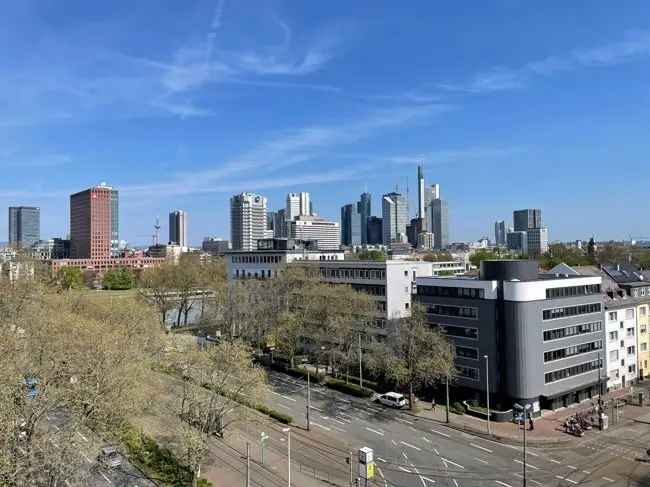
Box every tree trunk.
[409,382,415,411]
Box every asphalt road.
[263,371,650,487]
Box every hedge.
[335,375,380,392]
[286,367,326,384]
[325,378,374,398]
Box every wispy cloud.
[440,30,650,93]
[361,145,524,166]
[362,91,442,104]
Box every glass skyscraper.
[8,206,40,248]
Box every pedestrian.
[529,416,534,431]
[431,398,436,412]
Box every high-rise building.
[358,192,371,244]
[340,203,362,246]
[417,165,425,220]
[110,189,119,254]
[507,231,528,255]
[287,216,340,250]
[494,220,507,247]
[70,184,112,259]
[417,231,434,250]
[230,193,268,251]
[424,184,448,250]
[367,217,383,245]
[527,227,549,256]
[8,206,40,248]
[169,210,188,247]
[266,211,276,234]
[382,192,408,245]
[286,192,311,221]
[513,209,548,256]
[202,237,230,256]
[273,209,287,238]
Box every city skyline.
[2,2,650,244]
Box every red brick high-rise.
[70,184,112,259]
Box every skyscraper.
[288,216,341,250]
[494,220,507,246]
[340,203,362,246]
[70,184,112,259]
[230,193,268,251]
[512,209,548,256]
[382,192,408,245]
[367,217,383,245]
[8,206,40,248]
[417,165,425,220]
[169,210,188,247]
[358,192,371,244]
[110,189,119,253]
[424,183,448,250]
[286,192,311,221]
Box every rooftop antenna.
[153,216,161,246]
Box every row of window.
[545,359,602,384]
[231,254,283,264]
[457,366,479,381]
[418,286,482,299]
[543,321,602,342]
[632,288,650,298]
[546,284,601,299]
[234,269,276,279]
[427,304,479,319]
[607,309,635,321]
[437,324,479,340]
[320,268,387,280]
[456,346,479,360]
[351,284,386,296]
[542,303,601,321]
[544,340,603,363]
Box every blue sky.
[2,1,650,245]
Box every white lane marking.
[310,405,323,412]
[495,481,513,487]
[65,481,71,487]
[470,443,492,453]
[431,429,450,438]
[422,436,431,443]
[377,457,387,463]
[311,422,331,431]
[433,448,440,455]
[80,452,91,463]
[566,465,577,470]
[391,439,397,447]
[529,479,544,487]
[548,458,562,464]
[409,426,418,432]
[76,431,88,442]
[378,466,385,479]
[331,425,347,433]
[461,433,473,439]
[474,457,489,465]
[399,466,413,473]
[565,479,578,485]
[278,404,291,410]
[602,477,615,483]
[402,451,409,460]
[423,477,436,485]
[556,476,565,481]
[440,457,465,469]
[365,427,384,436]
[400,441,422,451]
[582,470,591,475]
[396,417,414,425]
[452,479,459,487]
[514,459,538,470]
[526,450,539,457]
[270,391,296,402]
[100,472,112,485]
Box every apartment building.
[604,303,638,389]
[416,260,604,412]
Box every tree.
[54,267,84,290]
[354,250,387,261]
[587,238,596,260]
[367,305,454,410]
[102,267,136,290]
[422,252,453,262]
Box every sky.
[2,1,650,246]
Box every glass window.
[626,309,635,320]
[609,311,618,321]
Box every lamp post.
[514,403,531,487]
[484,354,491,435]
[282,427,291,487]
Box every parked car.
[376,392,407,409]
[98,446,123,469]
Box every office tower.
[507,231,528,255]
[424,183,448,250]
[286,192,311,221]
[288,216,341,250]
[358,192,371,244]
[494,220,507,246]
[110,189,119,253]
[70,183,112,259]
[513,209,542,232]
[230,193,268,251]
[169,210,188,247]
[8,206,40,248]
[382,192,408,245]
[273,209,287,238]
[267,211,276,233]
[527,227,549,255]
[202,237,230,256]
[417,232,434,250]
[417,165,425,220]
[341,204,362,246]
[367,217,383,245]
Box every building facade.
[513,208,547,256]
[286,192,311,221]
[604,304,638,389]
[494,220,506,247]
[507,231,528,255]
[8,206,40,248]
[382,192,408,245]
[70,184,112,259]
[513,209,542,232]
[230,193,268,251]
[169,210,188,247]
[416,260,604,411]
[359,192,372,244]
[202,237,230,256]
[288,216,341,250]
[110,189,119,254]
[341,203,362,247]
[367,217,383,245]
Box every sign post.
[358,447,375,486]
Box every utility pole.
[283,428,291,487]
[484,355,491,435]
[306,371,311,431]
[246,442,251,487]
[348,452,354,487]
[445,374,450,424]
[359,333,363,389]
[522,409,527,487]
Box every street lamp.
[484,355,491,435]
[282,427,291,487]
[514,403,531,487]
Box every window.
[609,350,619,362]
[642,343,648,352]
[437,324,479,340]
[546,284,601,299]
[545,359,602,384]
[609,311,618,321]
[418,286,482,299]
[641,306,648,316]
[627,346,636,355]
[427,304,478,319]
[544,340,603,362]
[543,321,602,341]
[405,303,409,310]
[627,328,635,337]
[457,366,479,381]
[626,309,635,320]
[456,346,479,360]
[542,303,601,320]
[608,331,618,341]
[629,364,636,374]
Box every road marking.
[440,457,465,469]
[399,466,413,473]
[411,463,427,487]
[391,439,397,447]
[470,443,492,453]
[65,481,71,487]
[452,479,459,487]
[331,417,347,425]
[80,452,91,463]
[582,470,591,475]
[377,466,385,479]
[311,422,331,431]
[100,472,112,485]
[409,426,418,432]
[396,417,414,425]
[514,459,538,470]
[310,405,323,412]
[433,448,440,455]
[377,457,387,463]
[529,479,544,487]
[495,481,513,487]
[431,429,450,438]
[421,436,431,443]
[400,441,422,451]
[474,457,489,464]
[365,427,384,436]
[76,432,88,442]
[555,476,565,481]
[564,479,578,485]
[548,458,561,464]
[422,477,436,485]
[278,404,291,410]
[461,433,474,439]
[52,424,60,431]
[402,451,409,460]
[270,391,296,402]
[331,425,347,433]
[566,465,577,470]
[602,477,615,483]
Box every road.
[263,371,650,487]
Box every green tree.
[103,267,136,290]
[422,252,453,262]
[54,267,84,290]
[354,250,387,261]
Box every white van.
[377,392,407,409]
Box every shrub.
[450,401,466,415]
[286,367,325,384]
[337,375,380,392]
[325,378,374,398]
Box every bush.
[255,404,293,424]
[325,378,374,398]
[286,367,325,384]
[450,401,466,415]
[337,375,380,392]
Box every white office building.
[288,216,341,251]
[230,193,268,251]
[382,192,408,245]
[286,192,311,221]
